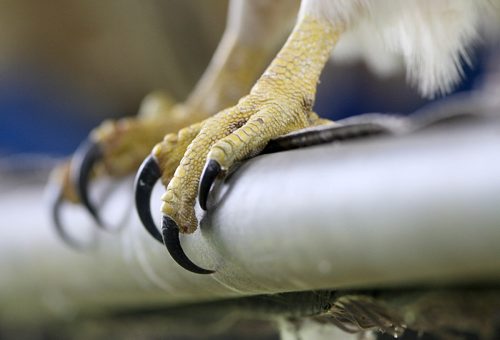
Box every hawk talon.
[134,155,163,243]
[162,215,214,274]
[198,159,222,211]
[72,139,103,226]
[145,117,403,273]
[48,183,95,250]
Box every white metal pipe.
[136,117,500,294]
[1,117,500,322]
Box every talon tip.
[134,155,163,243]
[72,140,103,225]
[48,184,90,250]
[162,215,214,274]
[49,185,69,244]
[198,159,222,211]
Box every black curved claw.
[48,184,91,250]
[162,215,214,274]
[134,155,163,243]
[72,140,103,225]
[198,159,222,211]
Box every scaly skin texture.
[158,16,341,233]
[50,91,184,204]
[91,91,179,177]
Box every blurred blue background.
[0,69,100,155]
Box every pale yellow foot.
[156,16,341,233]
[153,121,203,189]
[159,105,328,233]
[90,91,191,178]
[52,91,204,204]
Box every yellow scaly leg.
[158,16,341,234]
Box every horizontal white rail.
[1,116,499,323]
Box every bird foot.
[49,91,204,245]
[136,79,327,272]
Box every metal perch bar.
[1,115,500,322]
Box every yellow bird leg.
[159,16,342,233]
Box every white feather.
[299,0,499,98]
